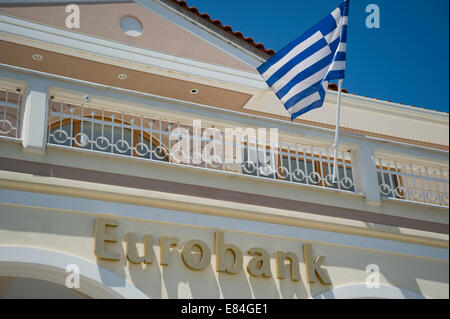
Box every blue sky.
[186,0,449,112]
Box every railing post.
[353,143,382,206]
[21,80,49,153]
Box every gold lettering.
[181,239,211,270]
[126,233,154,264]
[247,248,272,278]
[275,251,300,281]
[303,244,331,285]
[160,236,179,266]
[92,222,332,286]
[215,232,243,274]
[94,218,120,261]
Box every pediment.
[0,1,257,72]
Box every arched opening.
[0,246,147,299]
[0,276,90,299]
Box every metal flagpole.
[332,79,344,183]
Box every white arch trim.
[313,284,426,299]
[0,246,148,299]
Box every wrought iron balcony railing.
[1,75,448,208]
[375,157,449,207]
[47,97,357,193]
[0,87,22,139]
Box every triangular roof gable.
[0,0,265,72]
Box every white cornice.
[0,13,267,90]
[326,90,449,125]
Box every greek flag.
[257,1,349,121]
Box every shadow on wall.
[95,238,312,299]
[96,236,446,299]
[0,206,446,299]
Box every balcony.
[46,96,356,193]
[375,157,449,207]
[0,64,448,209]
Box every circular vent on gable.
[120,16,143,37]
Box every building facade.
[0,0,448,299]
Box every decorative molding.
[0,188,448,261]
[326,90,449,125]
[0,13,266,89]
[137,0,266,66]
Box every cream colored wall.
[0,1,447,300]
[246,90,449,147]
[1,140,448,245]
[0,203,447,299]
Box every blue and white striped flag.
[257,1,349,121]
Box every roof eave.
[158,0,272,61]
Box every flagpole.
[332,79,343,183]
